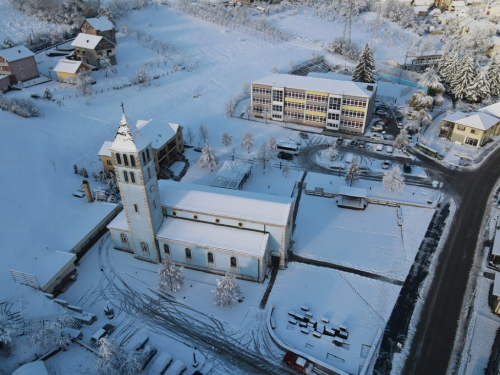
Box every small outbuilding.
[53,59,93,83]
[337,186,368,210]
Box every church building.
[106,114,295,282]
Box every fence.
[290,55,325,75]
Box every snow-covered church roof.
[159,180,294,226]
[111,114,151,152]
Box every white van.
[376,144,383,152]
[345,153,354,163]
[149,352,173,375]
[386,146,393,154]
[164,360,186,375]
[277,141,299,155]
[90,328,107,347]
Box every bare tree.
[99,57,118,77]
[199,122,209,144]
[268,136,278,153]
[326,143,339,161]
[282,163,290,177]
[185,127,195,146]
[393,128,408,150]
[221,132,232,147]
[345,156,360,186]
[0,312,15,348]
[240,131,254,153]
[225,99,235,117]
[255,141,272,173]
[244,104,253,120]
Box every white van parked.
[90,328,107,347]
[149,352,173,375]
[376,144,383,152]
[345,153,354,163]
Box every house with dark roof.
[80,17,116,44]
[71,33,116,69]
[0,45,39,84]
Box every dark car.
[403,163,412,173]
[336,137,344,146]
[299,132,309,139]
[358,140,366,148]
[278,151,293,160]
[349,139,358,147]
[103,324,115,335]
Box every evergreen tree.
[468,70,490,103]
[345,156,360,186]
[439,52,458,84]
[352,43,376,83]
[410,90,433,111]
[383,166,405,193]
[198,143,218,171]
[418,67,445,99]
[487,53,500,97]
[212,272,242,308]
[451,54,476,100]
[158,256,184,293]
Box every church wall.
[109,229,134,253]
[158,239,264,281]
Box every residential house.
[99,119,184,178]
[71,33,116,69]
[485,2,500,15]
[106,114,294,282]
[440,111,500,147]
[449,0,466,11]
[414,6,430,16]
[459,18,499,36]
[438,10,470,24]
[53,59,92,83]
[489,36,500,56]
[0,45,39,84]
[80,17,116,44]
[251,74,377,135]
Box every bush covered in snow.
[329,37,360,60]
[0,94,40,118]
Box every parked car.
[371,134,384,141]
[371,125,383,132]
[360,166,371,174]
[403,163,412,173]
[103,324,115,335]
[407,134,413,141]
[164,360,187,375]
[148,352,173,375]
[374,120,387,127]
[90,328,107,347]
[299,132,309,139]
[194,147,203,152]
[349,139,358,147]
[382,160,391,169]
[383,134,395,141]
[377,103,389,110]
[137,345,157,370]
[336,137,344,146]
[386,146,393,153]
[278,151,293,161]
[330,164,345,171]
[283,352,314,374]
[358,140,366,149]
[375,109,387,116]
[124,331,149,352]
[376,144,384,152]
[397,121,403,129]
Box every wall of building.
[0,56,39,84]
[109,228,134,253]
[81,22,116,44]
[75,40,116,68]
[450,125,486,147]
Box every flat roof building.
[251,74,377,134]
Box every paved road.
[401,146,500,374]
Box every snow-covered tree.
[467,70,490,103]
[0,313,15,347]
[244,104,253,120]
[486,53,500,97]
[198,143,218,171]
[0,95,40,117]
[326,143,339,161]
[225,99,235,117]
[199,122,209,144]
[409,90,433,111]
[352,43,376,83]
[383,0,415,29]
[451,54,477,100]
[100,57,118,77]
[458,28,494,62]
[3,37,13,49]
[383,165,405,193]
[345,156,360,186]
[393,128,408,150]
[255,141,272,173]
[29,313,72,350]
[438,52,459,84]
[221,132,232,147]
[330,37,360,60]
[43,87,52,100]
[131,67,149,85]
[158,255,184,293]
[241,131,254,153]
[414,108,432,128]
[268,136,278,153]
[97,337,142,375]
[282,163,290,177]
[418,67,445,100]
[212,272,242,308]
[185,127,195,146]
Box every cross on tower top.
[120,102,125,114]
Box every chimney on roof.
[18,49,21,53]
[82,180,94,203]
[367,85,374,91]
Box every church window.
[106,160,112,165]
[123,154,129,166]
[215,218,221,224]
[140,242,149,255]
[146,148,151,161]
[142,151,147,164]
[148,168,151,180]
[130,156,136,167]
[116,153,122,164]
[123,171,129,182]
[120,233,128,245]
[134,204,139,213]
[238,222,244,228]
[185,248,192,260]
[230,257,238,269]
[130,172,136,183]
[163,244,170,255]
[153,199,157,210]
[172,211,177,216]
[207,252,214,264]
[193,215,199,220]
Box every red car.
[283,352,314,374]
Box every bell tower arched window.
[130,156,136,167]
[163,244,170,255]
[142,151,147,164]
[123,171,129,182]
[207,252,214,264]
[123,154,129,166]
[130,172,136,183]
[230,257,237,268]
[185,248,192,260]
[120,233,128,245]
[116,153,122,164]
[140,242,149,255]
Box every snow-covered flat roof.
[99,141,114,157]
[107,210,129,231]
[479,102,500,118]
[156,217,269,257]
[159,180,294,226]
[493,229,500,257]
[53,59,91,74]
[252,74,376,98]
[339,186,368,199]
[85,17,114,31]
[494,272,500,297]
[451,112,500,131]
[12,361,49,375]
[136,120,178,149]
[71,33,104,49]
[0,45,34,62]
